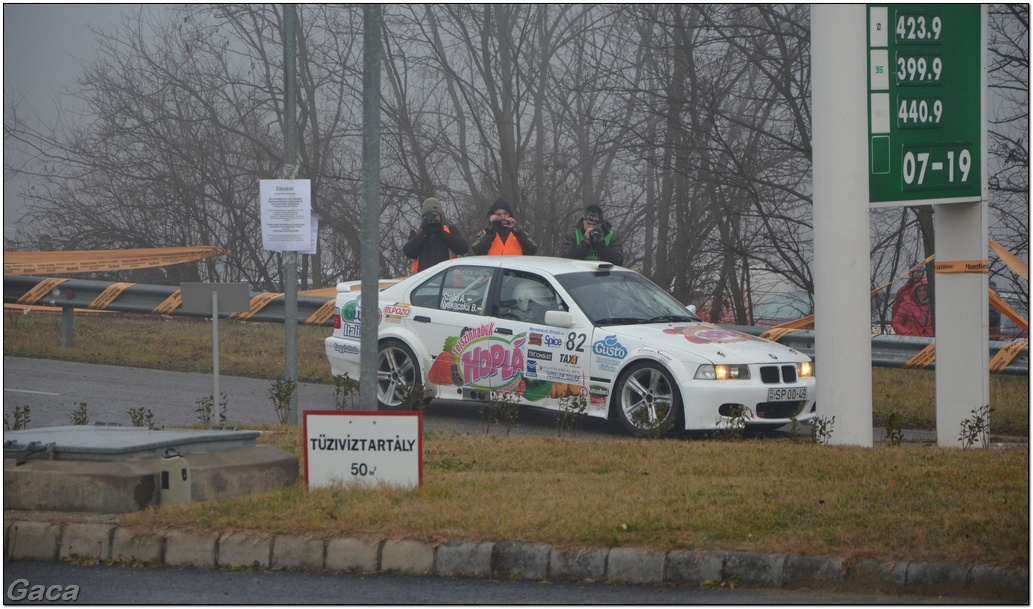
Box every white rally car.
[325,256,816,436]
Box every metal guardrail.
[4,275,1028,375]
[727,325,1028,376]
[3,275,336,326]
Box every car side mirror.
[686,304,697,315]
[543,310,573,328]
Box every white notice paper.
[261,179,312,252]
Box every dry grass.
[121,427,1029,568]
[5,311,1028,432]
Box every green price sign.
[867,5,983,204]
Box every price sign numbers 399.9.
[867,4,982,204]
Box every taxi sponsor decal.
[664,326,761,345]
[589,384,609,405]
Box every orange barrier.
[3,246,228,275]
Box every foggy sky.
[4,4,136,241]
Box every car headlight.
[796,361,814,378]
[694,364,750,380]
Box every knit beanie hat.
[486,197,514,218]
[582,204,604,224]
[422,197,442,216]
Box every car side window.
[413,266,493,316]
[497,271,565,324]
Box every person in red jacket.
[891,265,925,322]
[470,198,538,256]
[892,278,933,336]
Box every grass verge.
[119,426,1029,569]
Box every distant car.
[325,256,817,436]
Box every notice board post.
[180,282,251,422]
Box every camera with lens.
[422,212,442,232]
[588,227,603,243]
[491,218,508,231]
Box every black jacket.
[561,220,624,266]
[403,224,469,272]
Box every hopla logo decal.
[664,326,758,345]
[592,335,628,359]
[452,323,527,390]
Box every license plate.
[767,387,807,401]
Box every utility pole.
[283,4,300,424]
[359,4,382,410]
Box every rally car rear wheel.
[376,340,422,410]
[614,362,682,436]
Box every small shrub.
[196,393,229,426]
[399,382,429,412]
[958,404,993,449]
[70,402,90,426]
[810,415,835,446]
[269,379,298,425]
[332,374,360,410]
[127,406,154,427]
[630,402,675,440]
[714,406,750,441]
[479,391,520,435]
[556,394,588,437]
[885,412,904,446]
[4,405,31,431]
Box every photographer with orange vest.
[403,197,469,273]
[470,198,538,256]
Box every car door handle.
[494,327,513,335]
[414,315,431,323]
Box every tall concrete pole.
[283,4,300,424]
[359,5,382,410]
[811,6,873,446]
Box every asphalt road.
[3,560,980,604]
[1,356,627,438]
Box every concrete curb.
[3,517,1027,602]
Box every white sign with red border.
[303,410,422,489]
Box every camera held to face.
[588,226,603,243]
[422,212,443,232]
[491,218,509,231]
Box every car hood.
[606,322,807,363]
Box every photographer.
[561,204,624,265]
[471,198,538,256]
[403,197,469,273]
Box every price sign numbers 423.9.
[895,13,942,43]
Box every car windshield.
[554,270,701,326]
